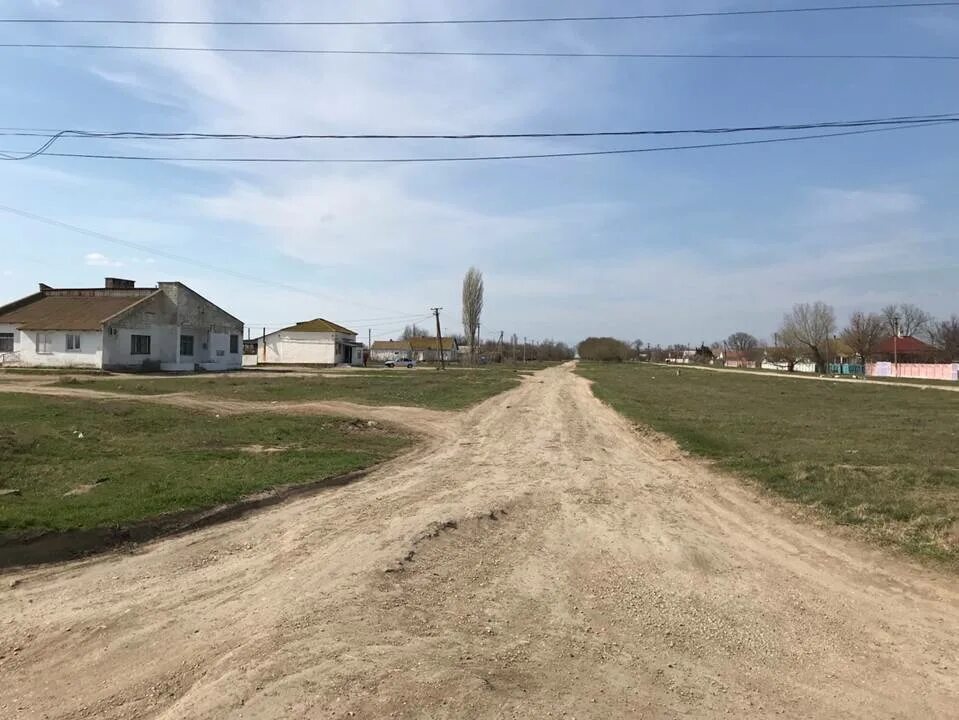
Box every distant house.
[408,336,459,363]
[721,350,757,369]
[0,278,243,372]
[370,339,412,363]
[873,335,937,363]
[259,318,363,366]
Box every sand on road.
[2,364,958,718]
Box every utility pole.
[523,336,527,364]
[893,315,900,378]
[431,307,446,370]
[261,326,266,363]
[498,331,504,363]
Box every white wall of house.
[11,329,102,368]
[264,331,361,365]
[370,347,410,362]
[0,323,20,362]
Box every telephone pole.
[431,307,446,370]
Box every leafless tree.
[461,267,484,365]
[929,315,959,362]
[842,311,885,364]
[778,301,836,373]
[401,324,428,340]
[726,332,759,365]
[880,303,932,337]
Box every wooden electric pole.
[431,307,446,370]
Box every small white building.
[0,278,243,372]
[408,336,459,363]
[370,339,413,363]
[258,318,363,366]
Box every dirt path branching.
[2,365,958,718]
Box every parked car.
[385,357,415,369]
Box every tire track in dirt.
[1,364,957,718]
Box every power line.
[0,122,953,164]
[2,43,958,61]
[0,113,956,145]
[1,2,956,26]
[0,203,421,317]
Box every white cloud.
[808,188,921,225]
[84,252,123,268]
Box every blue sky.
[1,0,957,345]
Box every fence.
[866,362,959,381]
[828,363,865,376]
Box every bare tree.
[778,301,836,373]
[880,303,932,337]
[461,267,484,365]
[842,311,885,365]
[929,315,959,362]
[725,332,759,366]
[401,323,428,340]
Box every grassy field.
[578,362,959,563]
[0,393,411,536]
[51,366,532,410]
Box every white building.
[370,339,412,363]
[258,318,363,366]
[0,278,243,372]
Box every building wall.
[11,329,102,368]
[103,284,242,371]
[371,346,411,362]
[867,362,958,381]
[264,331,361,365]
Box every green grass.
[52,366,528,410]
[0,393,412,536]
[578,362,959,564]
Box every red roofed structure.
[873,335,937,363]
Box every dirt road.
[3,365,958,718]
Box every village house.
[872,334,937,363]
[408,336,459,363]
[256,318,363,366]
[370,339,412,363]
[0,278,243,372]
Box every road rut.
[2,364,958,718]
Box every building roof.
[277,318,356,335]
[875,335,936,355]
[371,340,411,351]
[0,289,159,330]
[408,336,457,351]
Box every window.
[66,334,81,352]
[130,334,151,355]
[0,333,12,353]
[180,334,194,357]
[37,333,52,354]
[230,334,239,354]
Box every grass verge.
[0,393,411,537]
[577,362,959,564]
[52,366,529,410]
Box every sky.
[0,0,957,346]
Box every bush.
[577,337,631,362]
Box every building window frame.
[229,334,239,354]
[66,333,81,352]
[0,332,13,353]
[130,334,151,355]
[180,334,194,357]
[36,332,53,354]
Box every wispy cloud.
[84,252,123,268]
[808,188,921,225]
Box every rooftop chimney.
[105,277,135,289]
